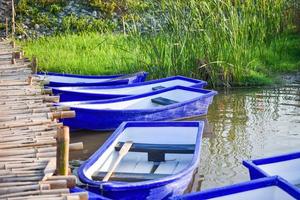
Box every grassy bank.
[20,0,300,87]
[21,32,300,86]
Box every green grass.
[21,33,143,75]
[259,34,300,73]
[21,32,300,86]
[19,0,300,87]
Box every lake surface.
[70,74,300,190]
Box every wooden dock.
[0,38,88,199]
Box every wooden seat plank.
[115,142,195,154]
[92,172,170,182]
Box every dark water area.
[70,73,300,191]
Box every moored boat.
[52,76,208,101]
[37,71,148,87]
[59,86,217,130]
[77,121,204,200]
[243,151,300,186]
[171,176,300,200]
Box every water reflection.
[200,81,300,189]
[70,76,300,191]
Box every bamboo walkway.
[0,38,88,200]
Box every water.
[70,74,300,191]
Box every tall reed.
[127,0,295,86]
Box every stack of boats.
[39,71,300,199]
[39,72,216,131]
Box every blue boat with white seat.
[77,121,204,200]
[59,86,217,130]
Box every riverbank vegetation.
[19,0,300,87]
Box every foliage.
[61,15,116,33]
[49,4,62,14]
[88,0,150,16]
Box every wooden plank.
[115,142,195,154]
[92,172,169,182]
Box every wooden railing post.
[11,0,15,38]
[5,18,8,37]
[28,75,33,85]
[56,126,70,176]
[10,41,15,48]
[31,56,38,74]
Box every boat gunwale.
[37,71,148,86]
[171,176,300,199]
[243,152,300,179]
[77,121,204,191]
[37,71,146,79]
[62,85,217,112]
[52,76,207,93]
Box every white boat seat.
[115,142,195,162]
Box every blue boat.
[77,121,204,200]
[243,152,300,186]
[37,71,148,87]
[59,86,217,130]
[52,76,208,102]
[171,176,300,200]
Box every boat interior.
[258,158,300,185]
[84,126,199,182]
[207,186,297,200]
[70,88,210,110]
[58,79,198,95]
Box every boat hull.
[62,96,213,131]
[104,170,194,200]
[38,72,148,87]
[82,169,194,200]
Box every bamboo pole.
[11,0,15,38]
[46,175,76,188]
[31,57,38,74]
[0,188,69,198]
[56,126,69,176]
[0,183,50,195]
[28,76,33,85]
[5,18,8,37]
[0,111,75,122]
[0,123,62,133]
[43,158,56,181]
[11,41,15,48]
